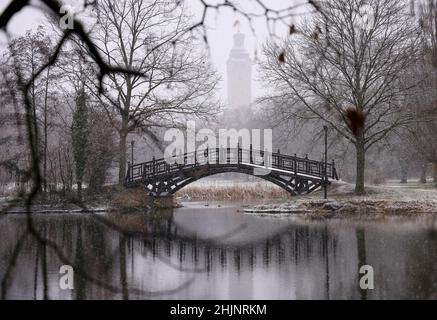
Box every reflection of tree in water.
[356,227,367,300]
[2,211,437,299]
[353,220,437,300]
[32,226,49,300]
[0,210,340,299]
[403,222,437,299]
[131,214,340,299]
[74,220,85,300]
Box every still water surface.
[1,202,436,299]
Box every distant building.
[227,32,252,109]
[221,33,256,182]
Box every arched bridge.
[125,146,339,197]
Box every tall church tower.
[227,33,252,109]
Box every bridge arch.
[156,169,299,196]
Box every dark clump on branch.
[345,108,366,136]
[278,51,285,63]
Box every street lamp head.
[131,140,135,146]
[323,125,328,131]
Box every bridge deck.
[125,147,338,194]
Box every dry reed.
[175,182,290,201]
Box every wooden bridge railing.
[125,146,338,186]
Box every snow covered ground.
[245,180,437,218]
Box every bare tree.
[418,0,437,186]
[77,0,221,185]
[6,27,56,193]
[405,115,437,186]
[0,55,29,193]
[71,85,89,201]
[406,78,437,186]
[47,45,118,194]
[258,0,421,194]
[418,0,437,67]
[400,0,437,187]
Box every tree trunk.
[400,174,408,184]
[77,181,82,202]
[433,162,437,188]
[420,163,427,184]
[400,160,408,184]
[118,128,128,186]
[355,137,366,195]
[43,67,50,193]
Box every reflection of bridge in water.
[125,146,339,196]
[135,223,338,275]
[1,211,338,299]
[106,208,338,277]
[3,211,436,299]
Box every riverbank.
[244,180,437,219]
[3,180,437,218]
[0,185,180,214]
[0,185,119,214]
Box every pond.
[0,202,436,299]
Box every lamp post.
[131,140,135,165]
[323,125,328,199]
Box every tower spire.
[227,32,252,109]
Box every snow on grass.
[245,180,437,218]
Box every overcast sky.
[0,0,313,103]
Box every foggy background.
[0,0,312,105]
